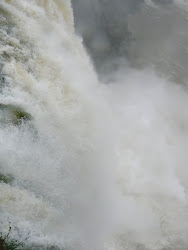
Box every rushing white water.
[0,0,188,249]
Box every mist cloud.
[72,0,188,84]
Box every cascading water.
[0,0,188,249]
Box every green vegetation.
[0,173,13,184]
[4,239,26,250]
[0,223,63,250]
[0,104,32,125]
[0,223,26,250]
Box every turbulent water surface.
[0,0,188,249]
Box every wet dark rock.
[0,238,5,250]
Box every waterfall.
[0,1,188,249]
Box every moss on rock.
[0,104,32,125]
[0,173,13,184]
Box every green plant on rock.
[0,173,13,184]
[0,104,32,125]
[0,223,27,250]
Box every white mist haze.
[0,0,188,249]
[72,0,188,84]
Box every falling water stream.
[0,0,188,249]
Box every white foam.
[0,0,188,249]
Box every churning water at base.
[0,0,188,249]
